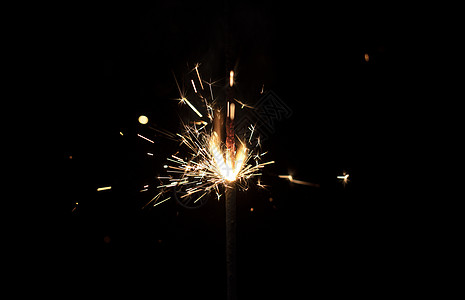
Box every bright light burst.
[337,171,350,187]
[147,64,274,209]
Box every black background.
[55,1,430,298]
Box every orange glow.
[209,133,247,182]
[364,53,369,62]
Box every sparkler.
[148,64,274,209]
[144,63,274,300]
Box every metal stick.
[225,183,237,300]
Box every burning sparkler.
[145,64,274,209]
[136,63,275,300]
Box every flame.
[209,132,247,182]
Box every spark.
[207,81,214,101]
[191,79,198,93]
[195,63,204,90]
[137,134,155,143]
[229,70,234,87]
[278,175,320,187]
[364,53,370,62]
[337,172,350,186]
[72,202,79,213]
[204,97,214,121]
[181,97,203,118]
[235,98,254,109]
[97,186,112,191]
[140,184,150,192]
[203,77,222,99]
[148,125,178,141]
[173,72,202,117]
[202,78,221,121]
[142,191,163,209]
[257,178,268,189]
[248,124,255,143]
[173,72,185,100]
[194,192,208,203]
[153,196,171,207]
[193,120,208,126]
[337,174,349,180]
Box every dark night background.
[53,1,437,298]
